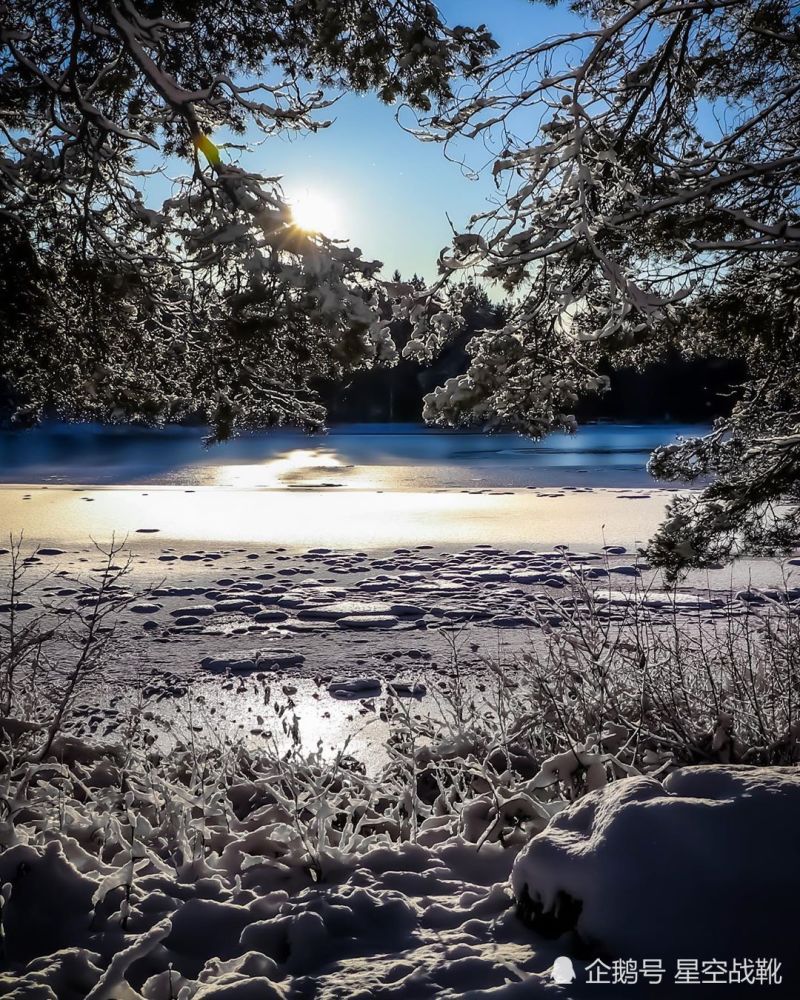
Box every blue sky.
[229,1,582,281]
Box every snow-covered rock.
[201,649,305,672]
[297,600,393,621]
[170,604,216,617]
[389,603,426,618]
[608,564,641,577]
[510,571,552,584]
[328,678,382,697]
[336,614,399,630]
[253,609,289,623]
[511,766,800,972]
[387,681,427,697]
[214,599,259,612]
[594,589,715,610]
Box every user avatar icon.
[551,956,577,985]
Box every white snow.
[2,722,799,999]
[0,744,565,998]
[512,766,800,968]
[297,600,394,620]
[336,614,400,630]
[3,535,798,996]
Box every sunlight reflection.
[213,448,349,488]
[175,678,392,768]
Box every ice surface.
[201,649,305,672]
[0,422,711,489]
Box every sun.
[289,189,342,237]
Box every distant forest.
[320,276,744,425]
[0,269,742,431]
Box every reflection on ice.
[0,486,672,550]
[213,449,354,488]
[0,421,711,489]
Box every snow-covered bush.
[0,537,143,762]
[502,572,800,779]
[511,766,800,976]
[0,730,535,997]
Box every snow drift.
[512,765,800,990]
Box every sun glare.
[289,189,342,236]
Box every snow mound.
[328,677,382,697]
[0,747,560,999]
[387,681,427,697]
[214,599,259,612]
[607,564,640,576]
[389,603,426,618]
[594,589,715,609]
[201,649,305,672]
[253,609,289,623]
[510,571,552,584]
[170,604,216,617]
[511,766,800,970]
[336,614,399,630]
[297,600,393,621]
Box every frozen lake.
[0,421,706,551]
[0,421,709,489]
[0,419,787,769]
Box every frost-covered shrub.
[501,574,800,780]
[0,737,527,997]
[0,538,142,763]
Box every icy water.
[0,421,708,489]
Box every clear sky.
[238,1,582,281]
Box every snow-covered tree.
[404,0,800,574]
[0,0,495,438]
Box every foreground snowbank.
[0,740,565,999]
[2,753,799,997]
[512,766,800,993]
[0,834,556,999]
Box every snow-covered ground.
[3,539,799,996]
[1,751,797,998]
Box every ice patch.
[328,677,382,697]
